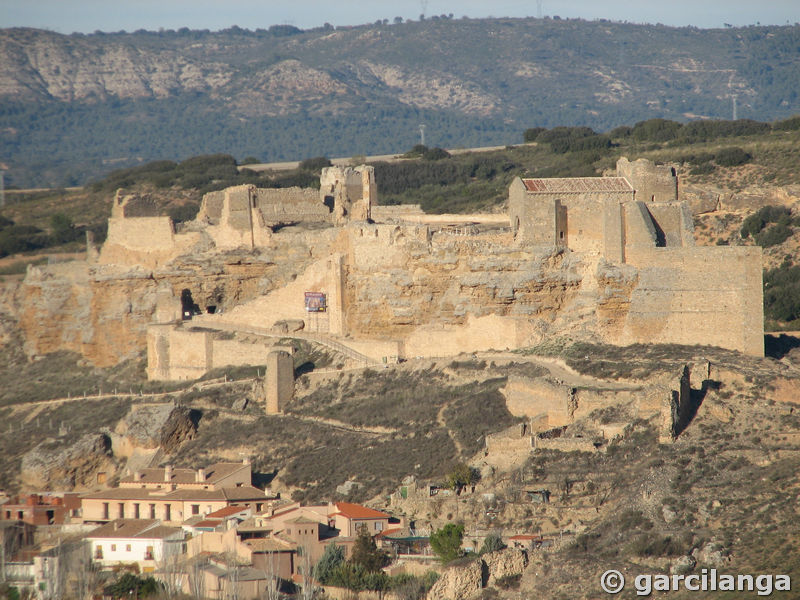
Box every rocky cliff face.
[0,28,232,102]
[21,432,114,489]
[16,249,308,366]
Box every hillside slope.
[2,19,800,186]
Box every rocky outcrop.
[21,432,114,489]
[16,250,296,367]
[483,548,529,586]
[114,403,198,452]
[426,549,528,600]
[427,559,483,600]
[681,186,720,215]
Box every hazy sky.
[2,0,798,33]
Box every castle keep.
[17,158,764,383]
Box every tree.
[298,546,314,600]
[479,533,506,555]
[262,551,280,600]
[446,463,479,492]
[430,523,464,563]
[349,525,388,572]
[313,542,344,584]
[187,557,207,600]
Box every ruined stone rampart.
[617,157,678,203]
[643,202,695,247]
[146,324,294,380]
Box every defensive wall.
[99,191,203,269]
[621,246,764,355]
[146,323,294,381]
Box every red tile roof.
[87,519,182,540]
[193,520,221,529]
[333,502,390,520]
[206,506,249,518]
[521,177,633,193]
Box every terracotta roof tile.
[333,502,390,520]
[119,462,248,487]
[521,177,633,193]
[87,519,182,540]
[206,506,250,518]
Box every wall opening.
[180,289,201,320]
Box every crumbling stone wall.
[320,165,375,224]
[617,156,678,203]
[146,323,294,380]
[111,190,159,218]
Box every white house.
[87,519,185,572]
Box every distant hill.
[2,18,800,186]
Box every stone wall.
[623,246,764,356]
[501,368,693,445]
[617,157,678,203]
[146,324,294,380]
[644,202,695,247]
[99,217,195,269]
[221,253,345,336]
[320,165,375,224]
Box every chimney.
[114,520,122,531]
[196,468,206,483]
[164,465,173,482]
[134,471,142,482]
[242,456,251,465]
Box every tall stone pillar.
[265,350,294,414]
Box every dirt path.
[282,413,397,436]
[5,376,252,413]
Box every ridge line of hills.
[2,17,800,187]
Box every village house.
[119,462,252,491]
[0,493,82,525]
[81,460,272,525]
[81,486,269,526]
[87,518,185,571]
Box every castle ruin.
[16,158,764,387]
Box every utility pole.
[537,0,543,19]
[732,95,738,121]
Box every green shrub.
[523,127,546,142]
[299,156,332,171]
[741,205,792,238]
[755,223,793,247]
[772,116,800,131]
[715,147,751,167]
[764,262,800,322]
[632,118,682,142]
[609,125,632,138]
[423,147,451,160]
[479,533,507,555]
